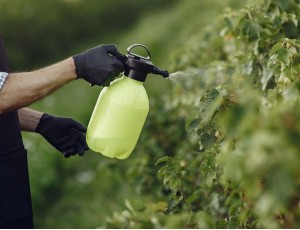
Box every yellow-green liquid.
[86,76,149,159]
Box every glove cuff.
[35,113,52,133]
[72,54,84,79]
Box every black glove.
[73,44,125,86]
[35,113,89,158]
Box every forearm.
[18,108,43,132]
[0,57,76,114]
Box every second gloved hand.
[73,44,125,86]
[35,113,89,158]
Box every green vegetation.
[1,0,300,228]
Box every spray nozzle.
[115,44,169,82]
[152,66,169,78]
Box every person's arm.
[0,44,124,115]
[0,58,76,114]
[18,108,43,132]
[18,107,88,158]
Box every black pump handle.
[127,44,151,61]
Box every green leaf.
[158,166,167,179]
[261,67,274,90]
[163,175,170,186]
[228,216,239,228]
[277,48,290,66]
[186,118,201,134]
[283,21,298,39]
[199,88,222,127]
[169,176,179,190]
[274,0,294,11]
[155,156,170,165]
[263,0,271,8]
[216,219,227,228]
[269,42,283,56]
[200,132,216,149]
[241,21,261,40]
[124,199,135,214]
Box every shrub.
[105,0,300,228]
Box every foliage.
[154,0,300,228]
[103,0,300,228]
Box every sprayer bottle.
[86,44,169,159]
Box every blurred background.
[0,0,248,228]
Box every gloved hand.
[73,44,125,86]
[35,113,89,158]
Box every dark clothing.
[0,214,33,229]
[0,35,33,228]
